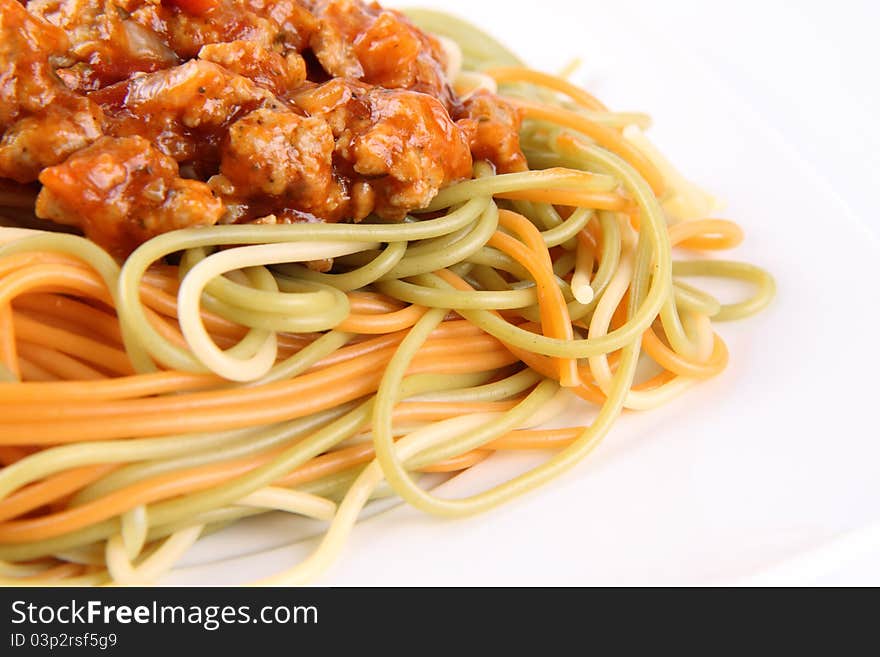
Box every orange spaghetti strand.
[1,418,670,540]
[388,400,522,426]
[15,342,107,380]
[486,427,584,450]
[0,257,299,356]
[486,222,579,388]
[337,304,429,334]
[510,99,666,195]
[18,562,85,582]
[634,370,677,392]
[642,328,729,379]
[276,444,376,488]
[0,251,91,279]
[627,208,641,232]
[0,461,261,543]
[668,219,745,251]
[399,398,518,427]
[486,66,608,111]
[0,341,517,443]
[498,210,554,268]
[347,291,406,314]
[14,294,124,345]
[0,322,488,405]
[0,264,114,313]
[496,210,580,387]
[0,371,218,404]
[0,413,518,542]
[434,269,608,402]
[420,449,492,473]
[514,344,606,405]
[280,437,495,487]
[0,400,519,522]
[17,357,55,382]
[12,315,135,376]
[0,302,17,379]
[495,189,630,211]
[0,335,508,424]
[0,465,118,523]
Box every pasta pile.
[0,11,774,585]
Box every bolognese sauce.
[0,0,525,255]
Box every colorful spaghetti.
[0,7,774,585]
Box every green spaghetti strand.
[0,232,155,372]
[673,280,722,318]
[367,262,649,519]
[377,276,537,311]
[404,9,524,69]
[0,409,348,503]
[393,146,671,360]
[673,260,776,321]
[256,331,353,387]
[380,201,500,280]
[425,168,617,211]
[425,369,543,403]
[542,207,593,247]
[180,248,344,318]
[275,241,407,292]
[115,197,491,372]
[0,371,492,562]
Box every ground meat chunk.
[35,135,223,255]
[309,0,456,110]
[295,79,472,220]
[93,59,276,173]
[0,95,104,183]
[120,59,274,127]
[244,0,318,52]
[28,0,179,91]
[456,91,527,174]
[0,0,68,126]
[213,106,346,220]
[152,0,318,59]
[199,41,307,95]
[0,0,104,181]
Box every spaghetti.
[0,8,774,585]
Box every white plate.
[163,0,880,585]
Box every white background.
[173,1,880,586]
[615,0,880,240]
[596,0,880,583]
[638,0,880,585]
[420,0,880,584]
